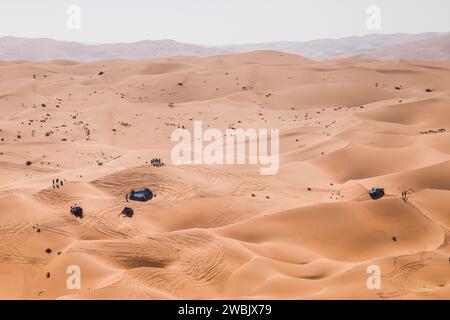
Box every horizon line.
[0,31,448,47]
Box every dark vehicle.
[121,207,134,218]
[70,206,84,219]
[369,188,385,200]
[128,188,153,202]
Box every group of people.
[121,207,134,218]
[150,158,164,167]
[52,178,64,189]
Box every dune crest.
[0,51,449,299]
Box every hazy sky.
[0,0,449,45]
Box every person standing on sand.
[401,191,408,202]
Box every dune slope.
[0,52,449,299]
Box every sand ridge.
[0,51,449,299]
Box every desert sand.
[0,51,449,299]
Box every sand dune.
[2,33,448,61]
[0,51,449,299]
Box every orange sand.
[0,51,449,299]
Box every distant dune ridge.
[220,32,447,60]
[0,37,226,61]
[0,48,450,299]
[0,32,449,61]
